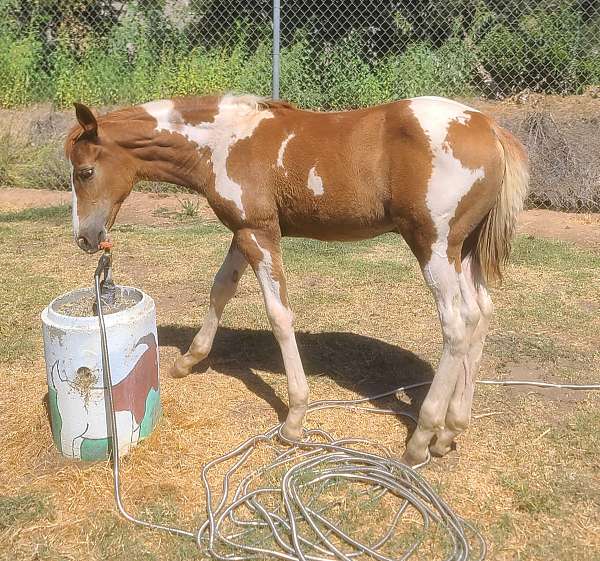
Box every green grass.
[553,409,600,460]
[175,197,200,219]
[499,474,559,515]
[85,498,202,561]
[282,234,415,282]
[0,204,70,223]
[511,236,600,277]
[0,492,53,530]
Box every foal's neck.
[114,97,223,194]
[124,95,275,197]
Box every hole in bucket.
[73,367,98,406]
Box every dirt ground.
[0,191,598,561]
[1,187,599,249]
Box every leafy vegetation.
[0,0,598,108]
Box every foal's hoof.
[169,360,190,379]
[429,440,453,458]
[280,423,303,443]
[400,450,428,468]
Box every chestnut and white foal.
[66,94,528,465]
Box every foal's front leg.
[235,228,309,440]
[170,240,248,378]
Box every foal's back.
[236,97,503,252]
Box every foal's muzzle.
[76,229,106,254]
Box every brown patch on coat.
[172,95,221,126]
[272,107,395,241]
[445,112,504,270]
[112,333,159,424]
[223,116,280,230]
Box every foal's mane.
[65,94,297,156]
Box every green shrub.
[0,32,43,106]
[314,32,386,109]
[396,39,477,98]
[0,0,597,108]
[279,38,322,108]
[478,2,590,94]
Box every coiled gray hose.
[93,254,600,560]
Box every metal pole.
[272,0,281,99]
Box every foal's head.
[65,103,139,253]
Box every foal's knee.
[211,268,240,307]
[418,401,447,431]
[189,333,212,358]
[462,299,481,331]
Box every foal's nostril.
[77,236,91,251]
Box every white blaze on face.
[142,96,274,219]
[307,166,324,196]
[277,133,295,170]
[70,164,79,239]
[409,96,485,258]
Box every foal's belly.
[278,211,396,241]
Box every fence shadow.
[158,325,434,438]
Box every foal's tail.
[473,124,529,285]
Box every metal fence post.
[272,0,281,99]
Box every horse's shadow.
[158,325,434,438]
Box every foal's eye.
[78,168,94,181]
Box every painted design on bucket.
[48,333,160,460]
[77,389,161,460]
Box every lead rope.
[94,251,600,561]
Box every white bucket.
[41,286,161,461]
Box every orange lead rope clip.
[99,240,114,252]
[96,239,116,309]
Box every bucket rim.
[41,285,154,329]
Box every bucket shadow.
[42,392,51,426]
[158,325,434,439]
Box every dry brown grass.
[0,207,598,560]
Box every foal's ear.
[74,103,98,137]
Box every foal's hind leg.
[235,228,309,440]
[170,240,247,378]
[429,256,492,456]
[402,252,480,466]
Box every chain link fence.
[0,0,598,210]
[279,0,600,107]
[1,0,599,108]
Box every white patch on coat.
[307,166,324,196]
[277,133,295,169]
[409,97,484,259]
[70,164,79,239]
[142,96,274,219]
[250,233,281,304]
